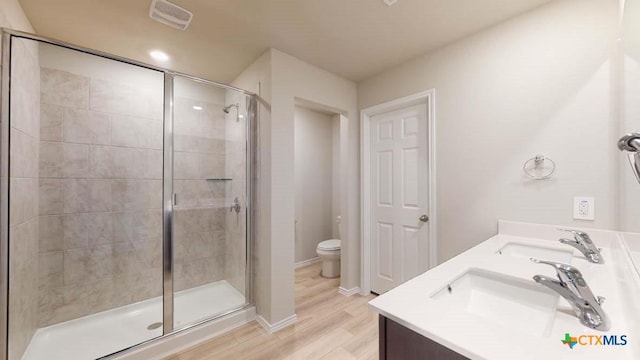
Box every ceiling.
[18,0,551,83]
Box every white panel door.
[370,104,429,294]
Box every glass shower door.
[171,76,249,329]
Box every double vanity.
[369,221,640,359]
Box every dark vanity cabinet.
[379,316,470,360]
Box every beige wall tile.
[83,280,116,314]
[62,143,89,178]
[111,114,162,149]
[62,179,111,213]
[87,213,114,246]
[62,179,88,213]
[111,179,161,211]
[88,179,112,212]
[62,214,88,249]
[10,178,39,226]
[147,150,163,179]
[174,152,199,180]
[111,147,145,179]
[39,252,63,289]
[63,108,110,145]
[132,210,162,240]
[10,218,39,269]
[39,178,63,215]
[90,79,132,115]
[11,40,41,138]
[8,254,38,360]
[39,216,63,252]
[112,211,134,243]
[89,145,112,178]
[39,141,62,178]
[175,134,225,154]
[174,180,225,207]
[41,68,89,109]
[129,85,163,120]
[40,104,63,141]
[199,153,225,179]
[63,245,113,285]
[11,82,41,137]
[11,128,39,178]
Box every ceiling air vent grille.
[149,0,193,31]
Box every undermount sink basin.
[431,269,559,337]
[497,243,573,263]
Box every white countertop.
[368,220,640,360]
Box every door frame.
[360,89,437,295]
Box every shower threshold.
[22,280,245,360]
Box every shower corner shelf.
[206,178,233,181]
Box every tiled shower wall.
[7,38,41,360]
[173,95,227,292]
[37,64,165,327]
[7,42,241,341]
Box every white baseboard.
[338,286,361,297]
[256,314,297,334]
[295,257,320,269]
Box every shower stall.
[0,30,256,360]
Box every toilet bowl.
[317,239,341,278]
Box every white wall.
[294,106,334,263]
[270,49,358,324]
[358,0,619,263]
[233,48,357,326]
[0,0,34,33]
[621,0,640,232]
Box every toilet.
[316,216,341,278]
[317,239,341,278]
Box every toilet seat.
[318,239,341,251]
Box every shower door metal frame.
[0,31,12,360]
[0,28,257,360]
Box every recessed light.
[193,105,203,111]
[383,0,398,6]
[238,114,245,119]
[149,50,169,62]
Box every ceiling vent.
[149,0,193,31]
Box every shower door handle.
[230,197,241,213]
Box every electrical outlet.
[573,197,595,220]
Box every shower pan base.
[22,280,245,360]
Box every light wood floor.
[165,262,378,360]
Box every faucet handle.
[558,228,593,244]
[530,258,586,286]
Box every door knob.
[419,215,429,222]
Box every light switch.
[573,197,594,221]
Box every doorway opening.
[294,105,342,278]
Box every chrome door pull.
[419,215,429,222]
[231,197,241,213]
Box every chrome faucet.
[558,229,603,264]
[531,258,610,331]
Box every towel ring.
[523,155,555,180]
